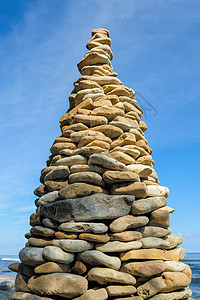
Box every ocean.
[0,253,200,299]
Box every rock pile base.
[10,28,193,300]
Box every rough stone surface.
[137,277,166,299]
[58,183,104,199]
[131,197,167,215]
[59,222,108,233]
[42,246,74,263]
[109,215,149,233]
[19,247,45,266]
[121,261,166,277]
[40,193,135,222]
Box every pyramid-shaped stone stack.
[10,28,193,300]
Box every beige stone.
[146,185,169,198]
[106,285,136,297]
[77,52,111,72]
[86,140,110,150]
[72,114,108,127]
[90,125,123,138]
[139,237,170,249]
[79,233,110,243]
[73,288,108,300]
[75,75,123,86]
[182,264,192,283]
[111,133,136,148]
[149,209,170,228]
[58,183,104,199]
[70,164,107,175]
[34,261,71,274]
[131,196,167,215]
[91,106,124,120]
[93,99,112,108]
[50,142,76,155]
[137,226,172,238]
[120,247,186,262]
[127,164,153,177]
[28,237,54,247]
[95,240,142,252]
[78,135,111,147]
[110,146,140,159]
[74,146,108,158]
[121,260,166,277]
[110,231,142,242]
[70,130,106,143]
[44,180,69,192]
[136,156,154,167]
[56,155,87,167]
[68,172,105,187]
[161,271,190,292]
[72,260,87,275]
[111,182,148,198]
[109,215,149,233]
[88,153,127,171]
[137,277,166,299]
[107,151,135,164]
[103,170,139,184]
[87,267,136,285]
[148,287,192,300]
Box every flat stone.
[110,146,140,159]
[53,239,93,252]
[163,261,186,272]
[70,130,106,143]
[111,182,148,198]
[56,155,87,167]
[74,88,104,106]
[88,154,127,171]
[73,114,108,127]
[28,273,88,298]
[121,261,166,277]
[55,231,78,239]
[79,233,110,243]
[137,277,166,299]
[163,235,183,249]
[103,171,139,184]
[132,197,167,215]
[8,262,20,272]
[58,183,104,199]
[113,296,143,300]
[110,231,142,242]
[70,164,107,175]
[162,271,190,292]
[74,146,108,158]
[146,185,169,198]
[68,172,105,187]
[148,287,192,300]
[73,288,108,300]
[87,267,136,285]
[149,209,170,228]
[50,142,76,155]
[78,250,121,270]
[127,164,153,177]
[44,166,70,181]
[43,246,74,263]
[110,215,149,233]
[78,135,111,147]
[137,226,172,238]
[140,237,171,249]
[34,261,71,274]
[41,193,134,223]
[90,125,123,139]
[106,285,136,297]
[37,191,59,206]
[59,222,108,233]
[85,140,110,150]
[44,180,69,192]
[96,240,142,252]
[136,155,154,167]
[91,106,124,121]
[19,247,45,266]
[75,75,123,86]
[110,132,136,149]
[30,226,55,237]
[120,247,186,262]
[28,237,54,247]
[107,151,136,165]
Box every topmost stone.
[92,28,110,37]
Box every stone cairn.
[10,28,193,300]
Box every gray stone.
[131,197,167,215]
[95,241,142,252]
[137,226,172,238]
[44,166,70,181]
[59,222,108,233]
[68,172,105,187]
[43,246,74,263]
[37,191,59,206]
[53,239,94,253]
[40,193,135,222]
[139,237,171,249]
[163,261,186,272]
[19,247,45,266]
[30,226,55,237]
[88,154,127,171]
[78,250,121,270]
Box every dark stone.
[40,193,135,223]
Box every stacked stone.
[10,28,193,300]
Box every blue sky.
[0,0,200,254]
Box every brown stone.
[106,285,136,297]
[90,125,123,138]
[110,231,142,242]
[109,215,149,233]
[78,135,111,147]
[15,273,30,292]
[107,151,135,165]
[68,172,105,187]
[72,114,108,127]
[30,213,41,226]
[137,276,166,299]
[111,182,148,198]
[121,261,166,277]
[34,185,46,197]
[72,260,87,275]
[111,133,136,149]
[50,142,76,155]
[103,170,139,184]
[34,261,71,274]
[86,140,110,150]
[59,183,104,199]
[79,233,110,243]
[55,231,78,239]
[44,180,69,191]
[162,271,190,292]
[149,209,170,228]
[91,106,124,120]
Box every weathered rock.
[137,277,166,299]
[40,193,134,222]
[148,287,192,300]
[91,106,124,121]
[59,222,108,233]
[55,231,78,239]
[161,271,190,292]
[72,260,87,275]
[111,182,148,198]
[44,166,70,181]
[163,261,186,272]
[56,155,87,167]
[30,213,41,226]
[37,191,59,206]
[127,164,152,177]
[19,247,45,266]
[139,237,171,249]
[15,273,30,292]
[107,151,136,165]
[34,261,71,274]
[106,285,137,297]
[137,226,172,238]
[110,146,140,159]
[88,153,127,171]
[73,288,108,300]
[28,273,88,298]
[90,125,123,138]
[131,197,167,215]
[78,250,121,270]
[87,268,136,285]
[43,246,74,263]
[110,231,142,242]
[121,260,166,277]
[58,183,104,199]
[68,172,105,187]
[70,164,107,175]
[95,241,142,252]
[70,130,106,143]
[44,180,69,192]
[103,170,139,184]
[110,132,136,149]
[79,233,110,243]
[149,209,170,228]
[53,239,94,252]
[163,235,183,249]
[72,114,108,127]
[30,226,55,237]
[146,185,169,198]
[120,247,186,262]
[78,134,111,147]
[28,237,54,247]
[42,218,58,229]
[110,215,149,233]
[50,142,76,155]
